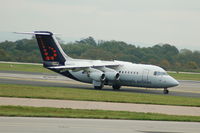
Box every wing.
[48,62,120,71]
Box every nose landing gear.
[163,88,169,94]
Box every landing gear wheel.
[94,85,103,90]
[112,85,121,90]
[163,88,169,94]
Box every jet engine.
[98,67,120,81]
[89,68,105,81]
[104,71,120,80]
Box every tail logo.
[43,46,57,61]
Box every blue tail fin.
[15,31,72,67]
[35,31,66,66]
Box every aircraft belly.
[53,69,91,83]
[70,71,92,83]
[119,74,155,88]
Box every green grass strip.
[0,62,52,73]
[169,72,200,81]
[0,106,200,122]
[0,84,200,107]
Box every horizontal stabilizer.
[14,32,51,35]
[14,31,60,35]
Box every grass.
[168,72,200,81]
[0,62,52,73]
[0,84,200,107]
[0,106,200,122]
[0,62,200,81]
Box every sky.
[0,0,200,50]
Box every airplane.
[16,31,179,94]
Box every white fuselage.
[64,59,179,88]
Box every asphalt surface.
[0,117,200,133]
[0,71,200,97]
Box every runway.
[0,71,200,97]
[0,117,200,133]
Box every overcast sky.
[0,0,200,50]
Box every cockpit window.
[154,71,167,76]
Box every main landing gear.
[94,85,103,90]
[93,80,104,90]
[163,88,169,94]
[112,85,121,90]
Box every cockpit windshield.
[154,71,168,76]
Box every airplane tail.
[15,31,72,67]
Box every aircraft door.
[142,69,149,81]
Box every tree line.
[0,37,200,72]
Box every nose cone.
[168,76,179,87]
[171,78,179,87]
